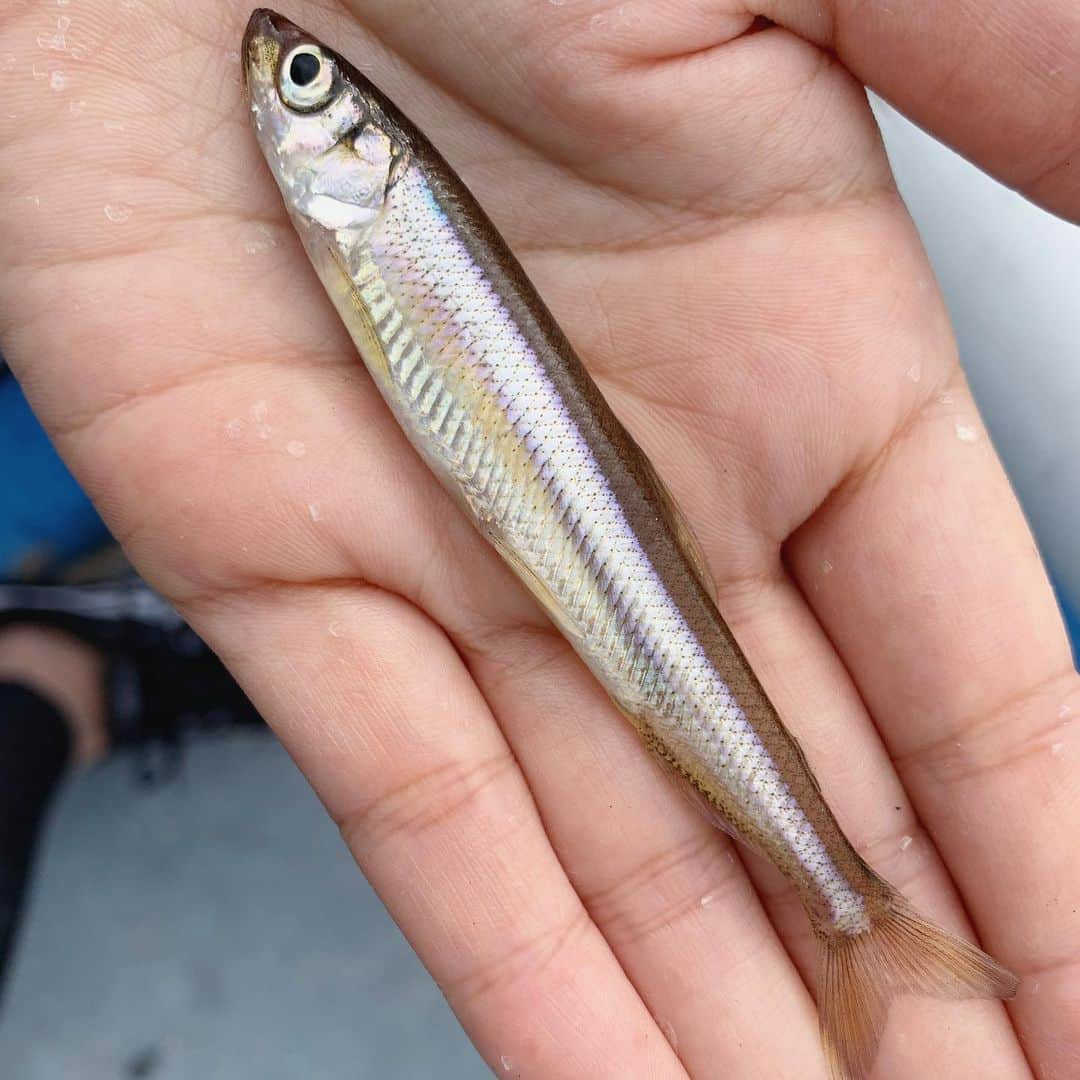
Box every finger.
[786,370,1080,1077]
[707,575,1035,1078]
[757,0,1080,219]
[338,0,893,228]
[176,582,689,1079]
[453,609,828,1078]
[460,556,1029,1078]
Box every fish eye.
[279,44,334,110]
[291,51,321,87]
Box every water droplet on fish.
[899,835,913,851]
[286,440,306,458]
[103,202,133,223]
[954,423,978,443]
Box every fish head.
[243,9,403,237]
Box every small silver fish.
[242,11,1017,1077]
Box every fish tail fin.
[817,894,1018,1080]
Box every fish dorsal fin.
[637,453,718,603]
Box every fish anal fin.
[668,763,743,843]
[623,714,746,844]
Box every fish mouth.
[243,8,310,48]
[242,9,302,83]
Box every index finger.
[760,0,1080,219]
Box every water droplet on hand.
[104,202,133,223]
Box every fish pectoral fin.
[326,243,392,380]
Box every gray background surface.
[2,734,483,1080]
[1,102,1077,1079]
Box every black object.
[0,580,263,783]
[290,50,320,86]
[0,682,71,1001]
[0,578,266,996]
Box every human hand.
[1,2,1077,1076]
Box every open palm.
[2,1,1078,1075]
